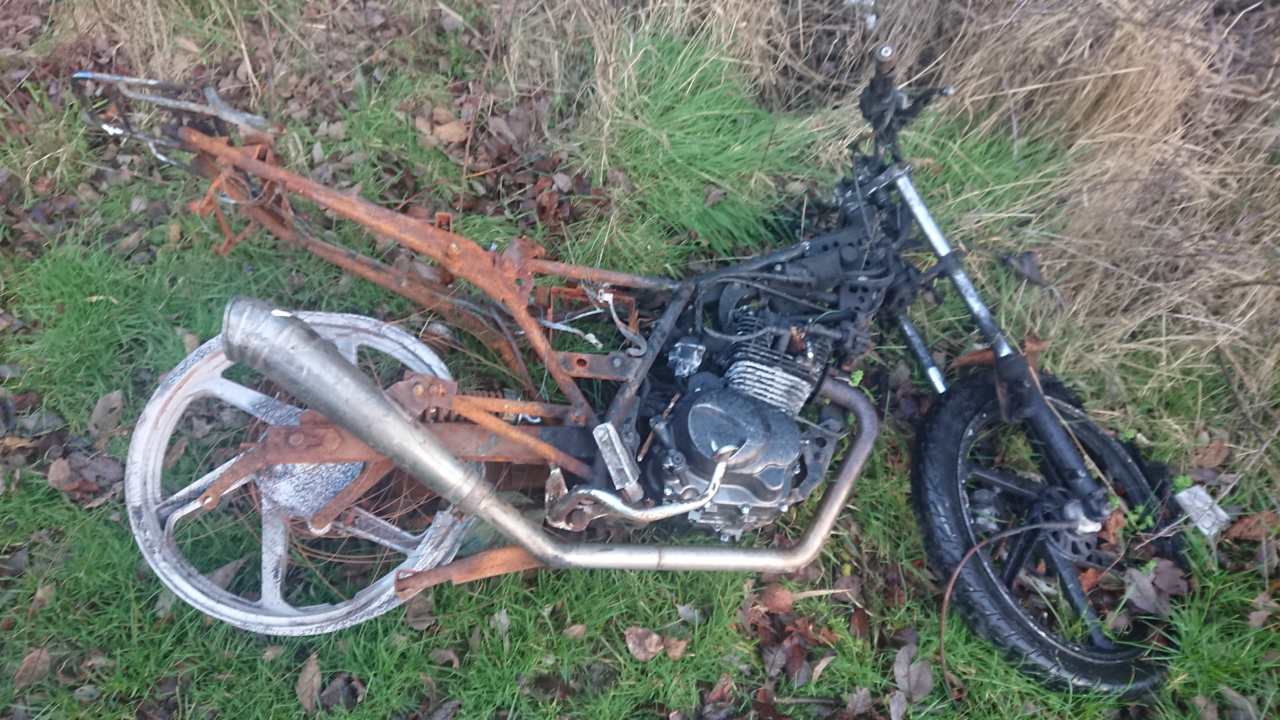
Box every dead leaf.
[429,648,460,669]
[846,687,873,715]
[154,588,176,619]
[1218,686,1259,720]
[706,673,735,704]
[296,653,321,714]
[623,626,664,662]
[433,121,469,144]
[676,603,703,626]
[811,654,837,684]
[1224,511,1278,542]
[703,184,727,208]
[14,647,51,690]
[490,608,510,652]
[73,684,101,703]
[28,583,54,617]
[562,623,587,639]
[319,672,365,711]
[1193,439,1230,469]
[207,556,247,591]
[430,107,456,125]
[1246,610,1270,629]
[1123,567,1170,617]
[849,607,871,639]
[405,593,437,631]
[1192,695,1220,720]
[759,584,794,614]
[1152,558,1189,596]
[88,390,124,441]
[663,636,689,660]
[893,644,934,703]
[888,690,908,720]
[46,457,72,491]
[163,436,188,470]
[262,645,285,661]
[176,328,200,354]
[1002,251,1047,286]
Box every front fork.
[892,170,1111,522]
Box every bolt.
[447,242,460,256]
[610,355,623,368]
[412,384,426,397]
[287,432,307,447]
[876,44,894,60]
[432,384,447,396]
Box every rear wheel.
[913,372,1178,696]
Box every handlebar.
[858,44,952,158]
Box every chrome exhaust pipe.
[221,297,879,573]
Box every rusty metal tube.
[221,297,879,573]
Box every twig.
[938,521,1076,699]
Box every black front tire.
[912,372,1168,696]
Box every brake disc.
[125,311,474,635]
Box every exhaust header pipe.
[222,297,879,572]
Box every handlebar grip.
[872,45,897,81]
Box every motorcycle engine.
[645,311,846,539]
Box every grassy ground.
[3,1,1278,719]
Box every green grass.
[566,34,828,275]
[2,15,1275,720]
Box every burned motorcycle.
[74,45,1180,695]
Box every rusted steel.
[308,456,395,531]
[198,413,382,510]
[187,154,536,394]
[180,128,595,422]
[388,375,576,421]
[554,351,639,382]
[394,545,544,599]
[448,398,593,479]
[526,258,679,291]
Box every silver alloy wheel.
[125,312,474,635]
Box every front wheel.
[913,372,1178,696]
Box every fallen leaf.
[405,593,437,630]
[176,328,200,354]
[811,654,837,684]
[1246,610,1270,629]
[1193,439,1230,469]
[663,636,689,660]
[676,603,703,625]
[893,644,934,703]
[28,583,54,617]
[624,626,664,662]
[1218,686,1259,720]
[1224,511,1278,542]
[703,184,727,208]
[263,645,285,661]
[73,684,101,703]
[207,556,248,591]
[1002,250,1047,286]
[319,672,365,711]
[562,623,587,639]
[429,648,460,669]
[1192,695,1219,720]
[490,608,510,652]
[88,390,124,441]
[424,698,461,720]
[849,607,871,639]
[433,121,469,144]
[706,673,735,704]
[1123,567,1170,617]
[14,647,51,690]
[1152,558,1189,596]
[296,653,321,714]
[846,687,873,715]
[759,584,794,614]
[163,436,188,470]
[47,457,73,491]
[888,690,908,720]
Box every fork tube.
[896,313,947,394]
[893,173,1014,358]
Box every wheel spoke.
[157,457,250,525]
[968,465,1043,501]
[1044,545,1114,650]
[259,499,292,611]
[1001,526,1043,589]
[330,508,419,555]
[207,377,303,426]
